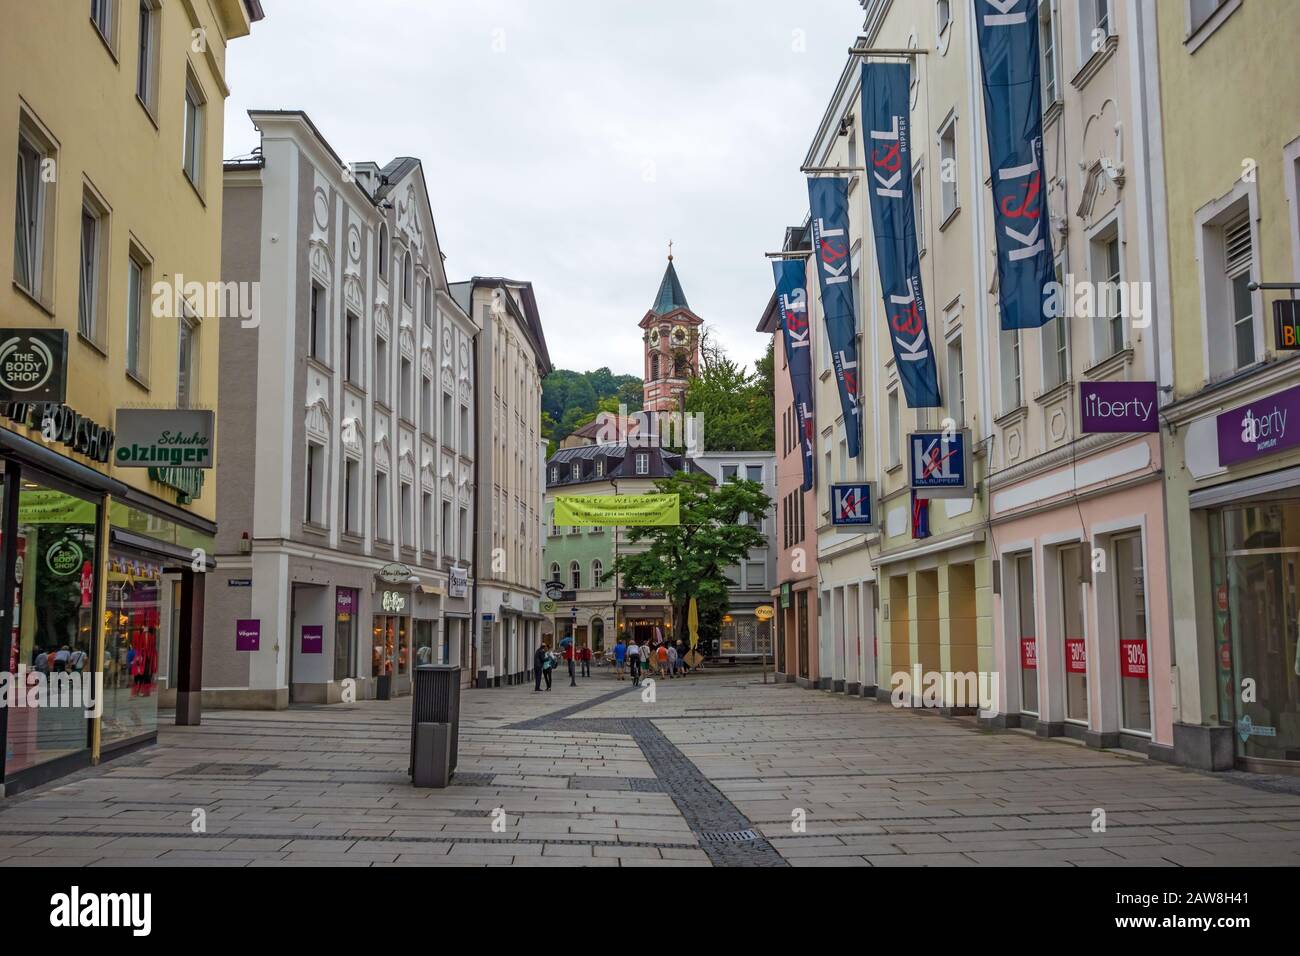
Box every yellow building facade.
[0,0,259,793]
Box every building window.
[1014,553,1039,714]
[1039,0,1059,106]
[402,251,413,306]
[571,462,582,480]
[1113,532,1152,733]
[746,464,763,483]
[570,561,581,590]
[441,499,452,555]
[422,278,433,328]
[91,0,116,49]
[13,120,55,301]
[459,404,469,453]
[1091,227,1124,360]
[377,223,388,280]
[1000,329,1023,412]
[1060,544,1089,723]
[421,376,433,434]
[595,457,604,478]
[375,472,389,540]
[1078,0,1113,64]
[305,443,325,526]
[344,459,360,534]
[126,245,150,383]
[938,116,958,222]
[79,191,108,344]
[913,165,926,253]
[400,482,413,547]
[182,69,205,189]
[635,453,650,475]
[722,464,738,482]
[441,391,453,448]
[1043,258,1070,390]
[309,282,327,361]
[136,1,160,114]
[419,491,432,549]
[177,310,198,408]
[745,560,766,590]
[1224,212,1257,371]
[1189,0,1229,33]
[887,388,901,467]
[345,311,360,384]
[399,357,413,421]
[936,0,952,36]
[459,506,469,560]
[375,335,389,404]
[550,467,558,484]
[946,333,965,426]
[592,559,603,586]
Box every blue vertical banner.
[973,0,1055,330]
[861,62,942,408]
[772,259,817,491]
[807,178,862,458]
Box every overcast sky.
[225,0,865,377]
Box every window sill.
[1042,98,1064,130]
[12,280,54,318]
[885,461,903,476]
[91,19,118,62]
[77,331,109,358]
[995,404,1028,429]
[1034,378,1073,406]
[938,205,961,233]
[126,368,151,392]
[1185,0,1242,54]
[341,531,363,544]
[183,168,206,208]
[306,355,333,375]
[1070,34,1119,91]
[302,522,328,537]
[1083,346,1133,381]
[135,95,159,132]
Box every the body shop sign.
[1217,384,1300,467]
[115,409,214,468]
[0,329,67,402]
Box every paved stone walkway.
[2,669,1300,866]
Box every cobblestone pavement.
[2,668,1300,866]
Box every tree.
[542,367,644,444]
[681,332,774,452]
[605,471,771,654]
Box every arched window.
[377,223,389,279]
[569,560,581,590]
[402,251,413,305]
[550,561,561,582]
[422,277,432,328]
[649,354,659,381]
[592,617,605,652]
[591,559,603,585]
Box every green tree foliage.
[606,471,771,652]
[542,367,643,445]
[681,334,775,452]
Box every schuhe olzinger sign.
[114,409,215,468]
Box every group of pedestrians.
[613,636,691,686]
[532,641,594,691]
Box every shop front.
[372,582,412,700]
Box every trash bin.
[410,664,460,784]
[376,673,392,700]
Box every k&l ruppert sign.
[114,409,214,468]
[0,329,67,402]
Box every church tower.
[640,245,703,413]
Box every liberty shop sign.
[0,329,67,402]
[1217,383,1300,467]
[1079,381,1159,433]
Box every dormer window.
[595,458,604,478]
[635,453,650,476]
[550,466,558,483]
[571,462,582,480]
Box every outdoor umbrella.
[688,596,699,650]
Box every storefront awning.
[419,585,445,596]
[0,425,128,496]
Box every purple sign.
[301,625,323,655]
[1217,383,1300,467]
[335,588,356,616]
[236,619,260,652]
[1079,381,1159,433]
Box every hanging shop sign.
[301,625,323,655]
[807,176,863,457]
[236,619,260,652]
[754,605,775,622]
[780,582,792,610]
[1216,382,1300,467]
[1274,300,1300,350]
[114,408,214,468]
[620,588,665,601]
[0,401,114,463]
[772,259,817,490]
[376,562,414,584]
[861,62,942,408]
[0,329,67,403]
[148,466,205,504]
[381,590,407,613]
[553,494,680,527]
[908,429,973,498]
[830,482,877,528]
[1079,381,1159,433]
[974,0,1055,330]
[544,580,565,601]
[449,566,469,599]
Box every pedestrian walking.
[580,644,592,678]
[666,642,678,678]
[534,642,553,692]
[656,641,668,678]
[564,642,577,686]
[627,640,642,685]
[614,638,627,680]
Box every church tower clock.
[640,243,702,413]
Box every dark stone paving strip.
[503,686,788,865]
[0,828,696,850]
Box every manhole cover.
[699,829,760,843]
[178,763,276,778]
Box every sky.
[224,0,866,377]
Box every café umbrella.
[688,596,699,651]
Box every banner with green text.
[553,494,680,527]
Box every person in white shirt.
[626,640,642,686]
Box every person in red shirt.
[580,644,593,677]
[563,642,576,686]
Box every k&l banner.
[974,0,1055,330]
[862,62,941,408]
[808,177,863,459]
[773,259,817,491]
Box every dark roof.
[448,277,552,375]
[375,157,419,201]
[651,259,690,315]
[545,444,708,488]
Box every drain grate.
[699,828,759,843]
[177,763,276,778]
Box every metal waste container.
[410,664,460,786]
